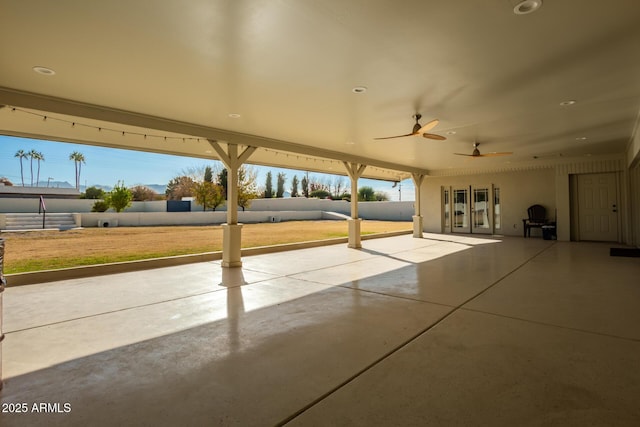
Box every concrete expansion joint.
[5,288,223,335]
[459,307,640,343]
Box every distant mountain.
[36,180,75,189]
[144,184,167,194]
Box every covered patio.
[1,233,639,425]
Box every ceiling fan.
[454,143,513,158]
[374,114,446,140]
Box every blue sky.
[0,135,414,200]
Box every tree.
[331,176,345,199]
[276,172,286,198]
[32,151,44,186]
[291,175,299,197]
[14,149,27,186]
[0,177,14,186]
[237,166,259,211]
[358,186,376,201]
[106,181,133,212]
[193,181,225,211]
[204,166,213,183]
[165,176,195,200]
[216,166,259,209]
[310,189,331,199]
[91,200,109,212]
[83,186,106,199]
[28,149,39,186]
[309,178,329,193]
[301,175,309,198]
[69,151,86,190]
[264,171,273,198]
[181,164,221,182]
[374,191,390,201]
[130,185,158,201]
[217,168,228,199]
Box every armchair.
[522,204,550,238]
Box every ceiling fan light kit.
[513,0,542,15]
[454,143,513,158]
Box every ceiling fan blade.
[373,132,417,140]
[454,153,475,157]
[422,133,446,141]
[417,119,439,134]
[480,152,513,157]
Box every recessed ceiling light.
[446,131,457,135]
[576,136,588,141]
[352,86,367,94]
[513,0,542,15]
[228,113,241,119]
[345,141,355,145]
[560,100,576,106]
[33,66,56,76]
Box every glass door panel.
[472,187,491,234]
[442,187,451,233]
[494,187,501,231]
[452,187,469,232]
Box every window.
[494,187,501,230]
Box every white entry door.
[577,173,619,241]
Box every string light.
[8,106,203,143]
[9,105,410,179]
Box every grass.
[1,220,411,274]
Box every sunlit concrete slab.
[1,234,638,425]
[289,309,640,426]
[240,244,377,276]
[292,235,554,306]
[3,261,279,332]
[1,280,450,426]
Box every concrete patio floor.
[1,233,639,426]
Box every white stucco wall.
[421,168,557,238]
[0,196,414,221]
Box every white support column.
[343,162,367,248]
[412,173,425,238]
[208,140,256,268]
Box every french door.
[443,185,495,234]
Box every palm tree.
[32,151,45,186]
[69,151,86,190]
[14,149,27,186]
[28,149,38,186]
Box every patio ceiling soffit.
[0,88,427,180]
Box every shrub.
[91,200,109,212]
[107,181,133,213]
[83,186,105,199]
[309,189,331,199]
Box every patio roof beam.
[0,88,430,178]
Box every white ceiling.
[1,0,639,180]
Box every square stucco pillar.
[412,215,423,238]
[222,223,243,268]
[348,218,362,248]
